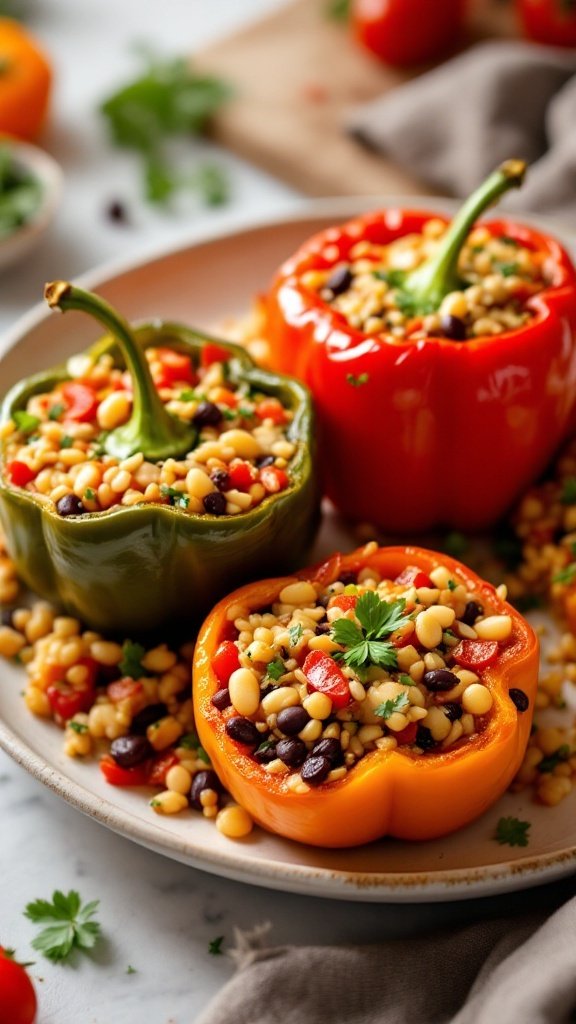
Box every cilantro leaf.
[494,816,531,848]
[447,579,457,591]
[494,261,519,277]
[289,623,303,647]
[160,484,190,509]
[13,410,40,434]
[60,435,74,449]
[398,673,415,687]
[119,640,146,680]
[68,721,88,734]
[194,163,229,207]
[375,692,410,720]
[355,591,411,639]
[330,617,364,650]
[266,659,285,681]
[48,402,66,421]
[373,268,406,288]
[208,935,224,955]
[126,965,138,974]
[25,890,101,962]
[330,592,409,671]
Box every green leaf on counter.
[25,890,101,962]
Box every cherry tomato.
[393,721,418,745]
[452,639,499,670]
[61,381,99,422]
[147,751,179,786]
[100,755,148,787]
[255,398,287,425]
[5,461,37,487]
[201,343,231,368]
[329,594,358,612]
[351,0,466,66]
[517,0,576,46]
[394,567,432,589]
[303,650,351,709]
[0,948,37,1024]
[107,678,143,702]
[211,640,240,685]
[260,466,289,494]
[46,680,94,720]
[228,461,256,491]
[154,348,196,387]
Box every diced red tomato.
[302,650,350,709]
[107,678,143,702]
[394,721,418,745]
[210,386,237,408]
[260,466,289,494]
[329,594,358,612]
[61,381,99,422]
[392,629,414,648]
[5,460,37,487]
[46,681,94,720]
[255,398,287,425]
[211,640,240,685]
[147,752,179,786]
[201,343,231,368]
[228,461,256,491]
[154,348,196,387]
[452,639,499,670]
[394,566,432,589]
[100,755,148,787]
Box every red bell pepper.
[302,650,351,709]
[154,347,196,387]
[61,381,99,422]
[452,639,499,671]
[517,0,576,46]
[5,461,36,487]
[211,640,240,685]
[264,161,576,532]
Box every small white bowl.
[0,139,62,272]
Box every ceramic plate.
[1,199,575,902]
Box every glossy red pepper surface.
[265,210,576,531]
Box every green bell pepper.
[0,284,320,634]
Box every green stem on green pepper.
[44,282,197,460]
[403,160,527,312]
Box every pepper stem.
[44,282,197,461]
[404,160,527,312]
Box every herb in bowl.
[0,146,42,239]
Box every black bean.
[509,688,529,713]
[277,706,310,735]
[210,468,230,491]
[203,491,227,516]
[211,688,231,711]
[441,314,467,341]
[1,608,14,627]
[254,742,277,765]
[461,600,484,626]
[339,571,357,586]
[190,769,222,809]
[276,738,307,768]
[325,264,353,296]
[255,454,275,469]
[193,401,223,428]
[56,494,86,517]
[415,726,437,751]
[443,702,463,722]
[300,755,331,786]
[225,716,260,745]
[110,734,153,768]
[422,669,460,692]
[312,737,343,766]
[130,702,169,735]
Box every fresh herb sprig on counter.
[25,890,101,962]
[330,592,412,671]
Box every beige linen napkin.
[348,41,576,220]
[196,887,576,1023]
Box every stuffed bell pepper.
[0,283,319,632]
[193,543,539,847]
[265,161,576,532]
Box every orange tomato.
[0,19,52,140]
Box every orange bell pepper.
[0,19,52,141]
[193,544,539,848]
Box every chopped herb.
[119,640,146,680]
[0,146,43,240]
[179,388,197,401]
[208,935,224,956]
[375,692,411,720]
[60,435,74,449]
[84,488,95,501]
[68,721,88,734]
[91,431,110,457]
[160,484,190,509]
[394,290,436,317]
[447,579,457,591]
[221,408,237,421]
[126,965,137,974]
[553,563,576,586]
[237,406,254,419]
[289,623,303,647]
[494,816,531,848]
[255,739,276,754]
[100,51,231,207]
[48,402,66,421]
[179,731,200,749]
[538,744,571,774]
[561,477,576,505]
[373,268,406,288]
[494,261,519,277]
[150,798,161,808]
[25,890,101,962]
[443,531,468,558]
[197,746,211,765]
[443,628,456,639]
[498,235,520,248]
[266,659,285,681]
[398,673,415,687]
[346,372,369,388]
[13,410,40,435]
[331,591,412,671]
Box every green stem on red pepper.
[403,160,527,313]
[44,282,197,460]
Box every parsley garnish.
[561,477,576,505]
[289,623,303,647]
[398,673,415,687]
[394,291,436,317]
[255,739,276,755]
[346,373,369,388]
[494,816,531,848]
[100,51,231,206]
[13,410,40,434]
[60,435,74,449]
[179,388,198,401]
[266,659,285,681]
[179,731,200,750]
[84,488,95,501]
[538,745,571,774]
[119,640,146,680]
[68,721,88,734]
[221,408,237,421]
[375,692,411,720]
[208,935,224,955]
[48,402,66,421]
[160,485,190,509]
[493,261,519,277]
[553,564,576,586]
[330,591,411,671]
[447,579,457,591]
[25,890,101,962]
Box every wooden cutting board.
[196,0,516,198]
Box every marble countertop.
[1,3,574,1021]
